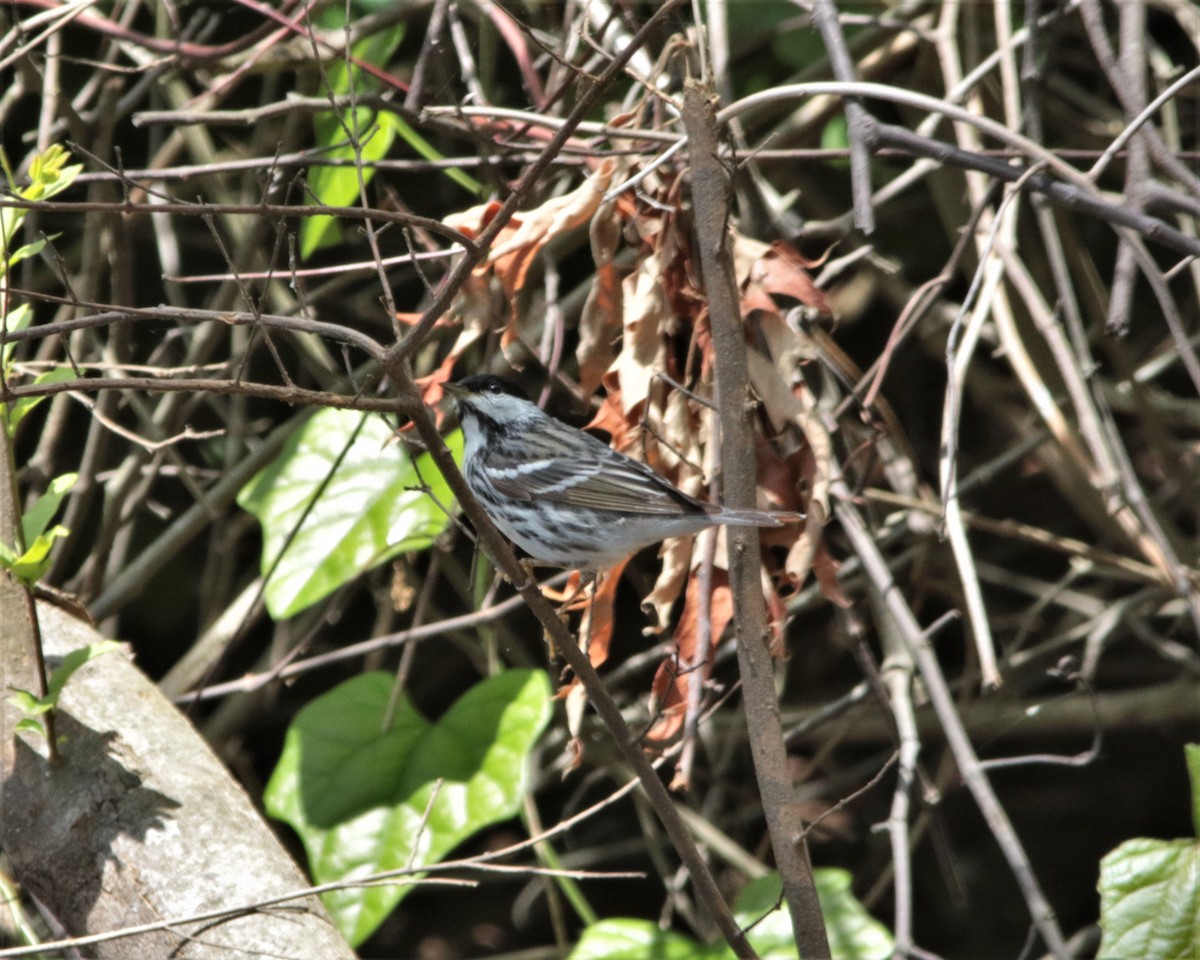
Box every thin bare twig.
[834,490,1069,959]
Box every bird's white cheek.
[459,414,487,460]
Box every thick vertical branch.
[683,79,831,960]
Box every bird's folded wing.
[485,448,703,515]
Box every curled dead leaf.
[577,557,630,669]
[753,240,833,316]
[642,534,694,633]
[613,247,670,417]
[578,197,625,397]
[746,349,831,516]
[645,654,688,745]
[562,681,588,772]
[443,159,616,351]
[444,159,616,302]
[644,572,731,744]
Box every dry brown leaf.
[400,303,490,432]
[444,159,616,299]
[442,198,503,239]
[443,160,616,350]
[756,310,822,371]
[645,655,688,745]
[784,506,820,591]
[753,433,804,513]
[642,534,694,632]
[584,382,635,450]
[578,557,630,669]
[445,271,504,345]
[562,681,588,772]
[645,573,732,744]
[764,570,789,657]
[563,736,584,774]
[577,197,625,397]
[733,231,833,319]
[414,352,456,403]
[811,521,852,609]
[746,348,831,516]
[613,246,670,418]
[390,562,416,613]
[752,240,833,315]
[731,231,771,285]
[400,353,463,434]
[689,573,735,658]
[657,385,702,476]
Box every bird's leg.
[577,571,599,659]
[518,557,543,585]
[537,571,597,662]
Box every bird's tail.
[714,506,805,528]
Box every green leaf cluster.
[265,668,553,945]
[1,143,82,256]
[2,145,82,436]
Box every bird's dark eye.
[486,380,500,393]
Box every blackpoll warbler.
[445,375,799,571]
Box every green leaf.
[569,870,893,960]
[5,235,53,269]
[1187,743,1200,839]
[45,641,121,703]
[21,472,78,546]
[6,689,46,715]
[733,871,894,959]
[1097,745,1200,960]
[820,114,850,159]
[6,642,120,730]
[237,409,461,619]
[299,23,479,256]
[570,921,720,960]
[4,524,70,585]
[300,23,405,257]
[1098,836,1200,959]
[383,113,482,198]
[1,302,33,367]
[1,146,80,251]
[301,106,398,257]
[265,669,553,946]
[13,717,46,738]
[26,153,82,203]
[5,367,77,436]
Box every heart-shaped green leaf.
[265,669,552,946]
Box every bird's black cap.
[450,375,529,399]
